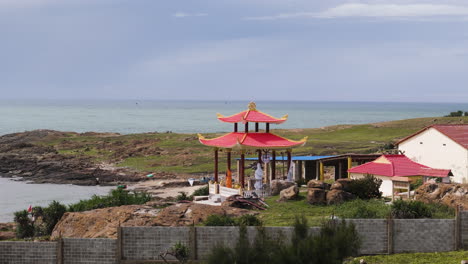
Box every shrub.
[68,189,151,212]
[336,199,390,219]
[191,185,209,197]
[236,214,263,226]
[176,191,190,202]
[204,215,237,226]
[348,174,382,200]
[14,210,34,239]
[410,178,423,190]
[445,110,464,117]
[42,201,67,234]
[391,200,432,219]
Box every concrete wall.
[345,219,388,254]
[461,211,468,249]
[0,241,57,264]
[398,127,468,183]
[63,238,116,264]
[393,219,456,253]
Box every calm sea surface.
[1,100,467,222]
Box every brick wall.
[63,238,116,264]
[393,219,456,253]
[0,241,57,264]
[345,219,388,254]
[121,226,191,261]
[461,211,468,249]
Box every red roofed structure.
[199,102,307,189]
[348,155,452,197]
[397,124,468,149]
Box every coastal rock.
[307,180,330,190]
[278,185,299,202]
[51,203,255,239]
[330,178,353,191]
[270,180,296,196]
[0,222,16,240]
[415,183,468,208]
[326,189,355,205]
[306,188,326,205]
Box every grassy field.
[347,251,468,264]
[38,116,468,175]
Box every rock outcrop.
[415,183,468,208]
[278,185,299,202]
[270,180,296,196]
[51,203,255,239]
[307,188,326,205]
[326,189,355,205]
[306,179,354,205]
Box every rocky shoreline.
[0,130,173,185]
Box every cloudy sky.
[1,0,468,102]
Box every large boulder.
[307,180,330,190]
[307,188,326,205]
[415,183,468,208]
[326,189,355,205]
[270,180,296,196]
[331,178,353,191]
[278,185,299,202]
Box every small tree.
[42,201,67,234]
[348,174,382,199]
[14,210,34,238]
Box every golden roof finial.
[248,101,257,111]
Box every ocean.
[1,99,467,222]
[1,100,467,135]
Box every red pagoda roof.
[348,155,451,178]
[217,102,287,124]
[198,132,307,149]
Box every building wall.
[350,173,394,197]
[0,241,57,264]
[399,128,468,183]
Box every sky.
[1,0,468,102]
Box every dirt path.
[128,179,205,198]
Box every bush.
[236,214,263,226]
[445,110,464,117]
[391,200,432,219]
[68,189,151,212]
[205,215,360,264]
[348,174,382,200]
[336,199,390,219]
[42,201,67,234]
[176,191,190,202]
[191,185,209,197]
[204,215,237,226]
[410,178,423,190]
[14,210,34,239]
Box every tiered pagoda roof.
[199,102,307,150]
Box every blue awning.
[238,155,336,161]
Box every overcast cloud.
[1,0,468,102]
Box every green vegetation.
[205,216,360,264]
[346,251,468,264]
[68,189,151,212]
[203,214,263,226]
[36,116,468,175]
[347,174,382,200]
[445,110,468,117]
[335,199,390,219]
[391,200,454,219]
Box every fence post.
[116,225,122,264]
[455,205,461,250]
[387,215,393,254]
[189,226,197,261]
[56,237,63,264]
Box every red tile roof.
[348,155,451,178]
[397,124,468,149]
[198,132,307,149]
[217,110,287,124]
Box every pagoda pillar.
[214,148,219,183]
[255,123,259,132]
[234,123,238,132]
[240,151,245,188]
[287,149,292,174]
[244,123,249,133]
[226,149,232,188]
[266,123,270,133]
[271,150,276,180]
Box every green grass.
[34,116,468,174]
[347,251,468,264]
[259,192,335,226]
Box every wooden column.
[287,150,292,173]
[244,122,249,132]
[266,123,270,133]
[240,151,245,188]
[271,150,276,180]
[319,161,324,181]
[255,123,259,132]
[214,149,219,182]
[257,150,262,163]
[234,123,238,132]
[226,150,231,175]
[347,157,352,178]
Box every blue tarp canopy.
[238,155,336,161]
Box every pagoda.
[198,102,307,191]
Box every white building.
[397,124,468,183]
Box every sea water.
[1,100,467,135]
[0,177,112,222]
